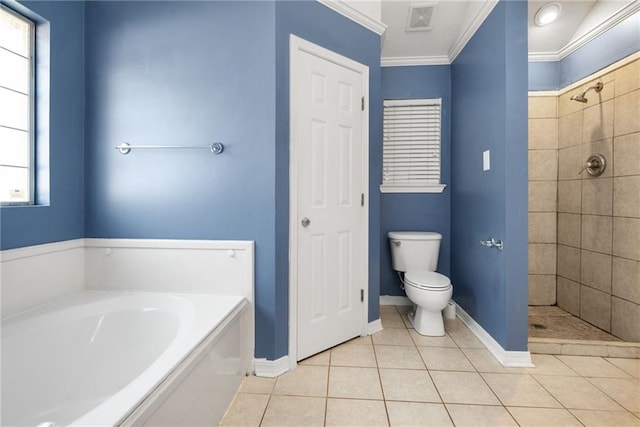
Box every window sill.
[380,184,446,194]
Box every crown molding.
[316,0,387,36]
[448,0,499,63]
[381,55,451,67]
[529,1,640,62]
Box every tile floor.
[220,305,640,426]
[528,305,622,342]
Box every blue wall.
[0,1,85,250]
[84,1,279,359]
[529,12,640,91]
[380,65,451,297]
[275,0,383,336]
[451,1,528,351]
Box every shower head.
[570,81,604,103]
[570,94,588,103]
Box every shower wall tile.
[558,145,583,180]
[529,96,557,119]
[614,59,640,97]
[583,100,614,143]
[557,213,581,247]
[528,274,556,305]
[581,215,613,254]
[584,75,615,104]
[612,217,640,261]
[557,244,581,282]
[557,180,581,213]
[529,212,557,243]
[558,111,583,149]
[613,176,640,218]
[582,139,613,179]
[612,297,640,342]
[612,257,640,305]
[559,91,585,118]
[614,89,640,137]
[548,57,640,340]
[580,286,611,332]
[529,150,558,181]
[529,243,557,275]
[581,177,613,216]
[529,181,557,212]
[557,277,581,316]
[580,250,612,293]
[613,132,640,176]
[528,118,558,150]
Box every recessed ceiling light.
[535,2,561,26]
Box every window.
[381,98,446,193]
[0,5,35,205]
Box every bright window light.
[0,5,34,205]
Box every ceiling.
[366,0,640,65]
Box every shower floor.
[528,305,621,342]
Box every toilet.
[388,231,453,336]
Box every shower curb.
[529,337,640,359]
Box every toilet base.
[409,307,446,336]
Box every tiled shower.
[528,56,640,342]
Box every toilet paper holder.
[480,237,503,251]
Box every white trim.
[528,90,560,97]
[368,318,383,335]
[455,302,534,367]
[316,0,387,35]
[448,0,499,63]
[380,184,446,194]
[380,295,412,306]
[381,55,451,67]
[253,355,290,378]
[529,1,640,62]
[0,238,85,262]
[288,35,370,370]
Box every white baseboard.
[380,295,412,306]
[455,302,533,368]
[368,318,383,335]
[254,355,290,378]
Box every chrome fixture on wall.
[570,82,603,103]
[578,153,607,177]
[480,237,503,251]
[114,142,224,155]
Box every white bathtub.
[1,290,251,427]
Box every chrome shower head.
[570,81,603,103]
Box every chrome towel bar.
[114,142,224,155]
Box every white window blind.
[381,98,445,193]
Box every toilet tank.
[388,231,442,272]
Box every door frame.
[288,34,369,369]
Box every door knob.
[301,217,311,227]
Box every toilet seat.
[405,271,451,291]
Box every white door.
[290,36,369,361]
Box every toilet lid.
[405,271,451,290]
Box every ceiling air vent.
[406,3,437,32]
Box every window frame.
[0,4,36,206]
[380,98,446,194]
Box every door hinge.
[361,96,365,111]
[361,289,364,302]
[361,193,364,207]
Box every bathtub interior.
[2,304,181,426]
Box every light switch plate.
[483,150,490,171]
